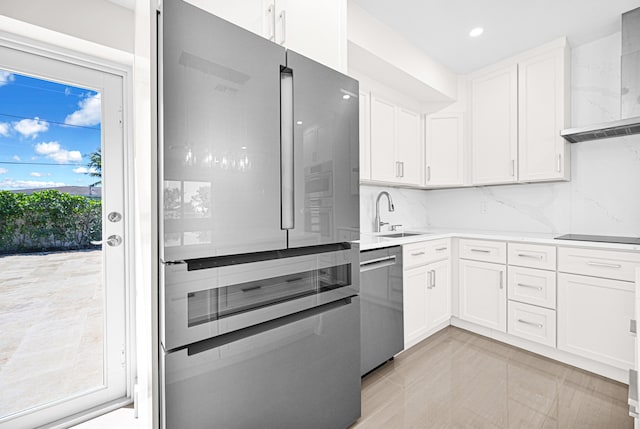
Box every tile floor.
[0,250,103,419]
[351,326,633,429]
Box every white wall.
[361,32,640,237]
[0,0,134,53]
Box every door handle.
[266,4,275,41]
[279,10,286,45]
[91,235,122,247]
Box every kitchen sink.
[379,232,425,238]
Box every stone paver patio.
[0,250,103,418]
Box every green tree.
[86,148,102,186]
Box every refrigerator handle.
[280,67,294,230]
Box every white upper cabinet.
[194,0,347,72]
[359,91,371,181]
[396,108,422,185]
[518,46,570,182]
[425,112,464,187]
[274,0,347,72]
[370,94,397,182]
[470,64,519,185]
[368,94,422,186]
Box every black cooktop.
[554,234,640,245]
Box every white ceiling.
[351,0,640,74]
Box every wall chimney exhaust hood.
[561,7,640,143]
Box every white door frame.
[0,20,136,429]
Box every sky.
[0,68,101,190]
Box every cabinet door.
[557,273,634,370]
[359,91,371,181]
[425,112,464,187]
[459,259,507,332]
[370,95,398,183]
[275,0,346,72]
[471,64,518,185]
[396,107,422,185]
[187,0,272,39]
[403,267,429,346]
[427,259,451,329]
[518,48,570,182]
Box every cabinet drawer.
[508,243,556,270]
[508,266,556,309]
[508,301,556,348]
[558,247,640,282]
[459,239,506,264]
[403,239,450,269]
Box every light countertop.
[356,228,640,252]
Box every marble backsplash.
[360,32,640,237]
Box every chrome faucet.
[374,191,395,232]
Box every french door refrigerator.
[158,1,360,428]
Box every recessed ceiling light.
[296,120,303,125]
[342,94,351,100]
[469,27,484,38]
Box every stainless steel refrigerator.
[158,1,360,428]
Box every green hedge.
[0,190,102,254]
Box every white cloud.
[35,141,60,155]
[0,71,14,87]
[72,166,98,174]
[0,168,7,174]
[0,122,9,136]
[30,172,42,177]
[12,155,20,161]
[14,117,49,138]
[35,141,83,164]
[0,179,65,189]
[65,93,101,127]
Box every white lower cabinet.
[403,260,451,347]
[404,267,429,346]
[459,259,507,332]
[557,272,635,370]
[508,301,556,347]
[426,259,452,330]
[403,240,451,348]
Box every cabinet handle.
[427,270,433,289]
[630,319,637,335]
[266,4,275,41]
[499,271,504,289]
[557,154,562,173]
[427,165,431,182]
[517,253,544,260]
[411,251,426,256]
[281,10,287,45]
[511,159,515,177]
[396,161,401,178]
[517,319,543,328]
[470,248,490,253]
[586,261,622,269]
[435,247,448,252]
[400,161,405,178]
[517,283,543,291]
[432,269,436,288]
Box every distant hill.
[11,185,102,198]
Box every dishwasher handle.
[360,255,397,273]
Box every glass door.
[0,44,128,428]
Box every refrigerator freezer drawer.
[161,297,361,429]
[161,246,359,350]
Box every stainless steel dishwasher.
[360,246,404,376]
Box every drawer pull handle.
[411,251,426,256]
[517,319,543,328]
[586,261,622,269]
[517,253,544,260]
[631,319,637,335]
[517,283,543,291]
[470,249,491,253]
[499,271,504,289]
[436,247,448,251]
